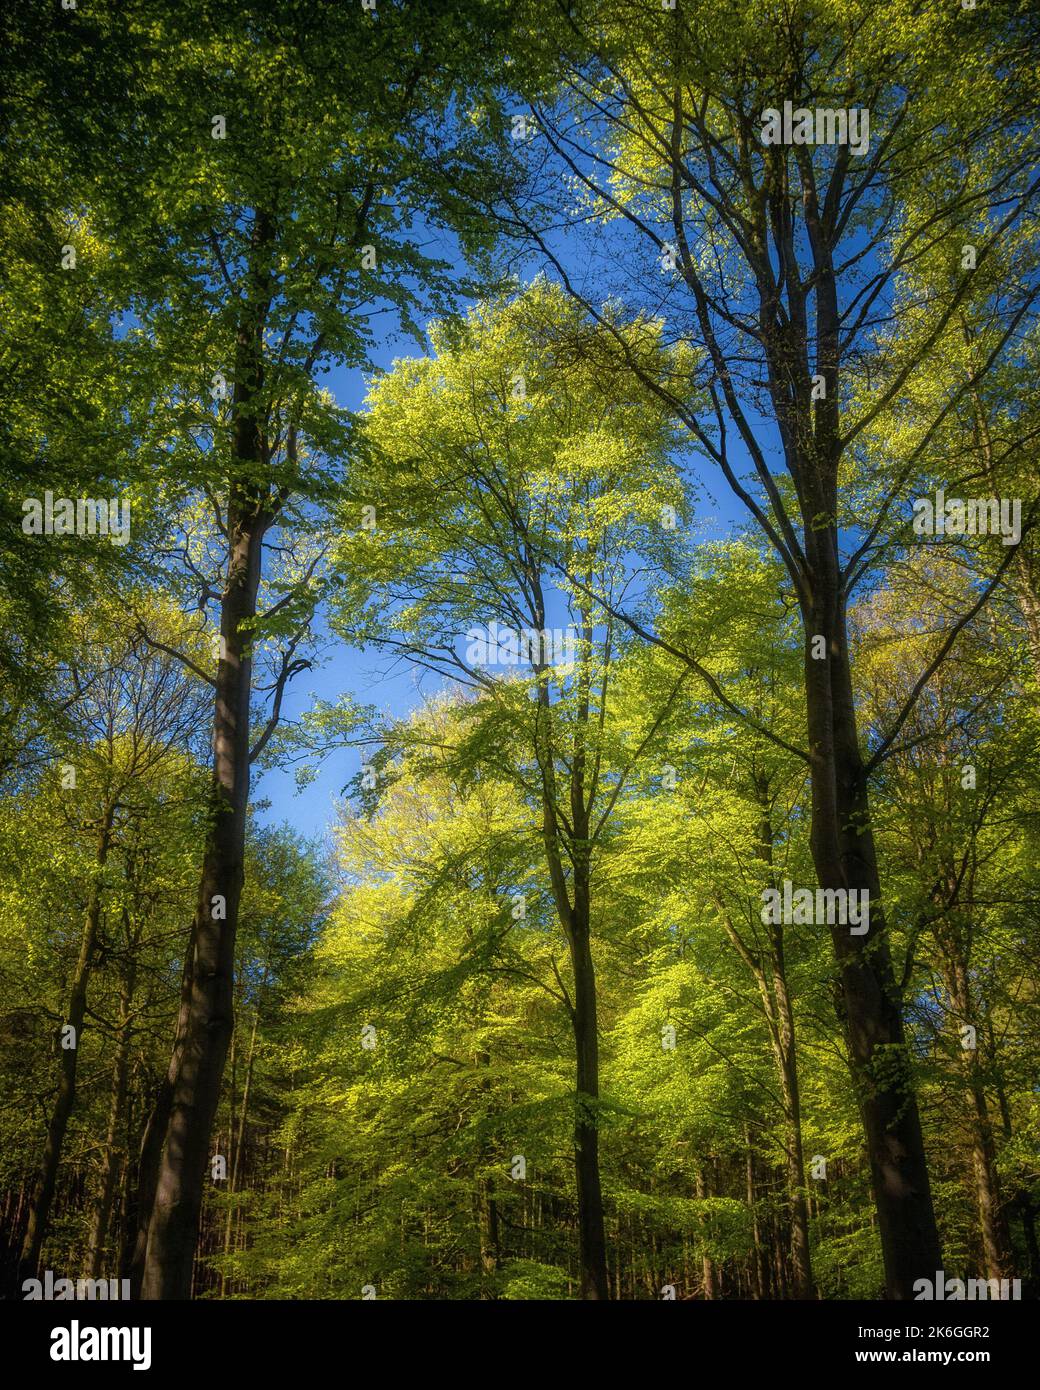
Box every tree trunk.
[140,210,275,1299]
[946,967,1014,1281]
[474,1049,501,1297]
[967,1077,1013,1282]
[752,780,815,1297]
[21,802,115,1278]
[87,973,134,1278]
[535,596,609,1300]
[477,1175,501,1295]
[694,1166,718,1299]
[567,898,608,1299]
[776,1029,813,1298]
[140,504,263,1299]
[803,560,943,1298]
[756,128,942,1296]
[221,1003,260,1294]
[130,921,196,1295]
[745,1135,765,1300]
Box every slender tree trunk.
[946,970,1014,1281]
[773,1210,789,1299]
[221,1003,260,1294]
[567,891,608,1299]
[694,1166,718,1299]
[753,781,815,1297]
[967,1079,1013,1282]
[231,1005,260,1193]
[477,1175,501,1295]
[745,1134,765,1300]
[774,1013,813,1297]
[88,976,133,1277]
[474,1049,501,1297]
[987,1048,1039,1291]
[21,802,115,1278]
[534,597,609,1300]
[130,919,195,1296]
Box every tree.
[494,0,1040,1296]
[55,0,518,1299]
[336,281,692,1295]
[616,542,820,1295]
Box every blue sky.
[251,229,760,844]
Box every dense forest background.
[1,0,1038,1302]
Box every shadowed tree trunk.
[967,1076,1013,1283]
[87,943,135,1279]
[943,943,1014,1282]
[694,1166,718,1299]
[140,211,277,1299]
[803,561,942,1298]
[568,876,608,1300]
[139,500,266,1299]
[21,799,116,1279]
[129,920,194,1297]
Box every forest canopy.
[0,0,1038,1314]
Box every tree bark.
[20,801,115,1278]
[535,597,609,1299]
[220,1001,261,1294]
[803,563,943,1298]
[945,959,1014,1281]
[694,1166,718,1299]
[763,117,942,1298]
[775,1026,813,1297]
[745,1134,766,1300]
[139,503,264,1299]
[87,968,134,1278]
[753,779,814,1297]
[967,1077,1013,1282]
[567,892,608,1299]
[129,919,196,1296]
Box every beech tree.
[56,0,519,1299]
[1,0,1037,1314]
[335,283,691,1296]
[493,0,1040,1297]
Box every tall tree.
[338,282,692,1295]
[66,0,518,1298]
[496,0,1040,1296]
